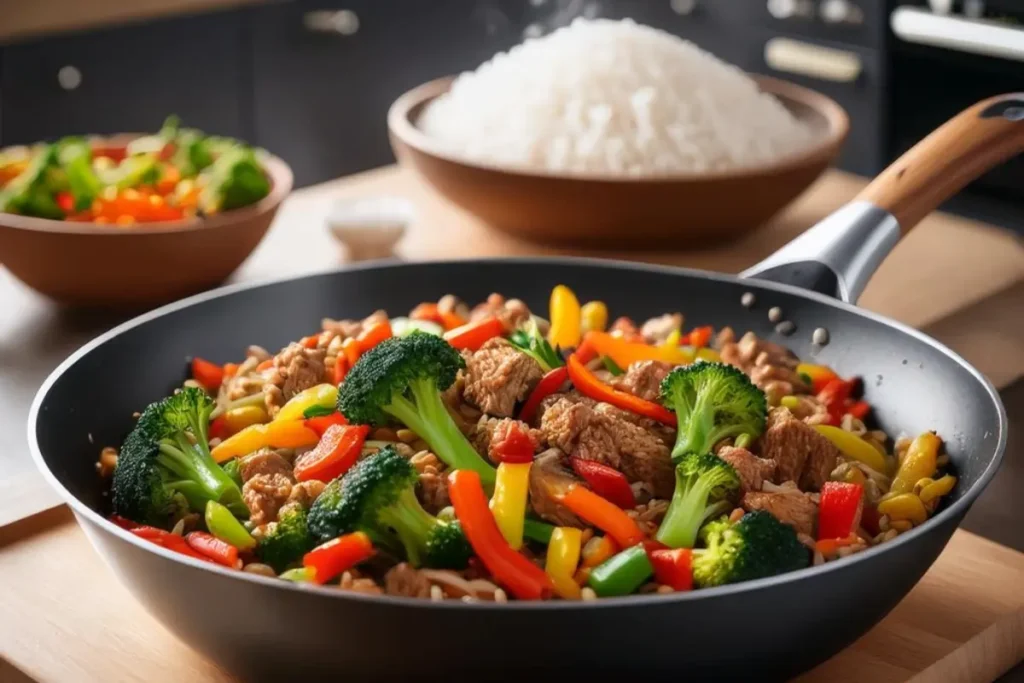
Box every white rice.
[419,18,814,177]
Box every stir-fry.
[0,116,270,225]
[99,288,956,601]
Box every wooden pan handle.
[856,93,1024,233]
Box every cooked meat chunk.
[417,470,450,514]
[321,309,388,340]
[640,313,683,345]
[239,448,293,482]
[718,446,776,494]
[612,360,673,402]
[239,449,297,526]
[463,338,543,417]
[283,480,326,511]
[469,293,532,331]
[384,563,434,598]
[717,328,810,404]
[742,489,818,536]
[263,343,328,416]
[761,407,840,491]
[528,449,586,528]
[540,397,674,498]
[469,416,544,465]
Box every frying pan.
[29,95,1022,682]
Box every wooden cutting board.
[0,507,1021,683]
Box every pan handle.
[743,92,1024,303]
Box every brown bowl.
[0,152,293,307]
[389,75,849,247]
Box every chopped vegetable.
[490,462,532,550]
[191,357,225,392]
[275,384,339,423]
[587,544,653,597]
[205,500,256,550]
[814,533,859,556]
[222,405,269,435]
[308,447,471,568]
[659,362,766,461]
[584,330,694,369]
[891,432,941,495]
[410,303,466,331]
[303,411,347,437]
[877,493,927,525]
[130,525,213,562]
[185,531,239,568]
[303,531,374,585]
[518,366,569,424]
[293,424,370,483]
[523,518,556,545]
[817,378,863,425]
[198,146,270,214]
[489,422,535,464]
[548,284,582,350]
[812,425,887,473]
[443,317,505,352]
[545,527,583,599]
[111,388,247,526]
[580,301,609,334]
[570,457,636,509]
[656,453,740,549]
[0,145,63,219]
[649,547,693,591]
[57,138,102,211]
[817,482,864,541]
[682,326,713,349]
[797,363,838,393]
[601,356,625,376]
[257,506,315,573]
[280,567,314,582]
[391,316,444,337]
[567,353,676,426]
[337,333,496,485]
[210,420,321,463]
[558,485,645,548]
[918,474,956,504]
[449,469,554,600]
[509,319,563,372]
[693,511,809,588]
[581,534,618,568]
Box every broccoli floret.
[198,146,270,213]
[57,138,102,211]
[660,362,767,463]
[308,446,472,569]
[338,332,495,485]
[222,458,243,488]
[692,511,810,588]
[509,318,562,372]
[655,453,741,549]
[257,506,314,572]
[111,388,247,527]
[0,145,63,219]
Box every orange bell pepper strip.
[356,320,393,351]
[681,326,713,349]
[448,469,554,600]
[443,317,505,352]
[293,424,369,482]
[185,531,240,568]
[584,331,694,369]
[557,485,645,548]
[300,335,319,349]
[332,357,349,385]
[191,357,225,392]
[303,532,375,584]
[411,303,466,331]
[342,338,361,368]
[211,420,321,463]
[566,353,677,426]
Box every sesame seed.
[775,320,796,335]
[768,306,783,323]
[741,292,756,308]
[812,327,830,345]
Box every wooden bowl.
[0,153,292,307]
[389,75,849,247]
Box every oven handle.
[891,6,1024,62]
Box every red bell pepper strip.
[443,317,506,352]
[489,420,537,464]
[411,302,466,331]
[109,515,137,530]
[848,400,870,420]
[448,469,554,600]
[342,337,361,369]
[304,411,348,437]
[185,531,240,568]
[681,326,713,349]
[518,366,569,424]
[817,481,865,541]
[56,191,75,214]
[294,424,370,482]
[570,458,636,509]
[566,353,677,426]
[817,378,857,425]
[332,357,349,385]
[191,357,225,392]
[357,320,393,351]
[130,526,214,563]
[209,415,229,441]
[648,547,693,591]
[558,485,645,548]
[303,532,375,584]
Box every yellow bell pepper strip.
[812,425,887,473]
[222,405,269,435]
[205,501,256,550]
[695,347,722,362]
[567,353,677,426]
[274,384,338,422]
[584,330,695,369]
[581,534,618,568]
[918,474,956,504]
[548,285,582,350]
[877,493,928,525]
[891,432,941,495]
[796,363,838,393]
[558,485,645,548]
[489,462,532,550]
[545,527,583,600]
[580,301,608,334]
[211,420,321,463]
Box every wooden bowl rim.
[0,142,294,236]
[388,74,850,185]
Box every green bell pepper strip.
[587,544,653,597]
[205,500,256,550]
[523,518,555,545]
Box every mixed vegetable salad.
[99,287,956,601]
[0,116,270,225]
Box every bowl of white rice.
[388,18,848,246]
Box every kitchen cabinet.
[0,10,250,146]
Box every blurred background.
[1,0,1023,230]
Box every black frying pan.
[29,95,1022,682]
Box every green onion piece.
[588,545,653,597]
[523,517,555,545]
[280,567,314,582]
[601,356,625,376]
[302,404,336,419]
[799,372,813,386]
